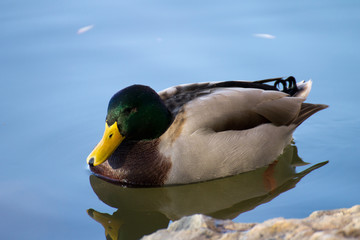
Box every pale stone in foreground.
[142,205,360,240]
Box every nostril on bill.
[88,158,95,166]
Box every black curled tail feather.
[254,76,299,96]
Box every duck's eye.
[109,133,113,139]
[122,107,137,115]
[123,107,132,114]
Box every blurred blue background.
[1,0,359,239]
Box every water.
[1,1,359,239]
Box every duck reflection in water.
[87,144,328,240]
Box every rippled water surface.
[1,1,359,239]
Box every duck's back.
[159,77,303,116]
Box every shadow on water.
[87,144,328,240]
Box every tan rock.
[142,205,360,240]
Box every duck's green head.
[87,85,172,166]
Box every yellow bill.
[87,121,125,166]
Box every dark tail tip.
[294,103,329,126]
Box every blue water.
[1,0,359,239]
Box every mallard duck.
[87,77,327,186]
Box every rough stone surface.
[142,205,360,240]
